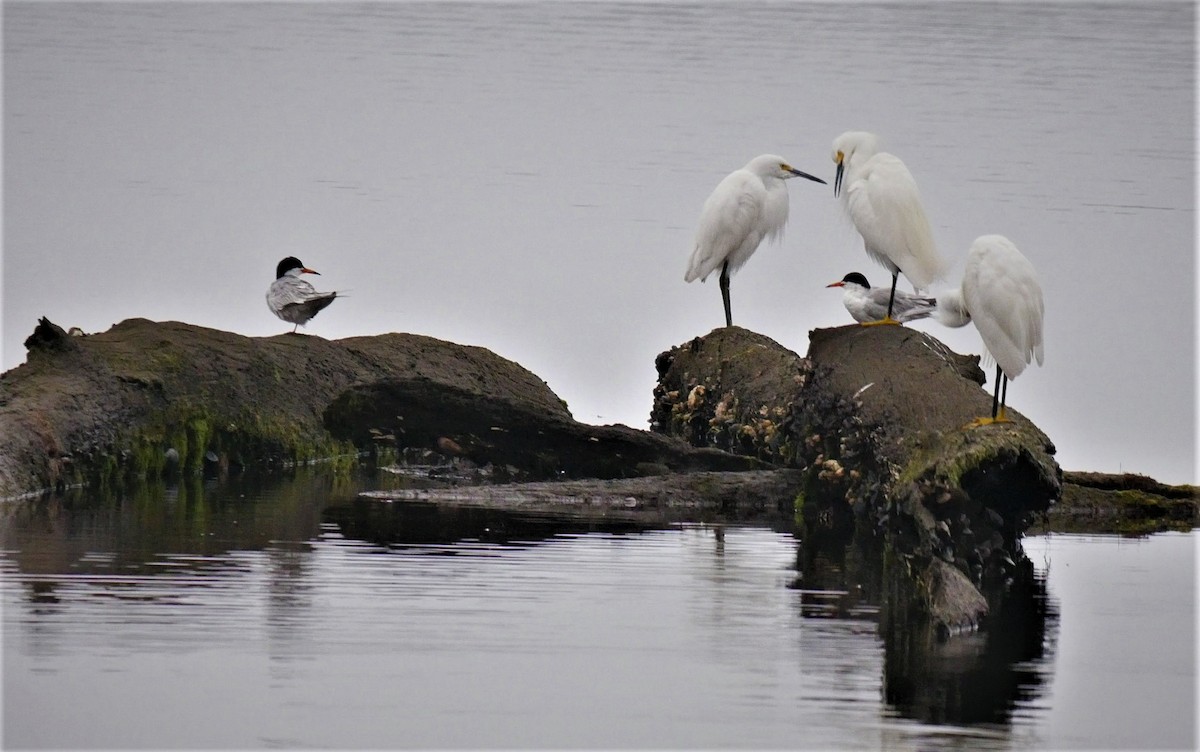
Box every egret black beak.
[834,161,844,197]
[787,167,827,185]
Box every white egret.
[935,235,1045,425]
[267,256,339,334]
[826,272,936,324]
[685,154,826,327]
[831,131,946,325]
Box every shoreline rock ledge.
[651,324,1062,637]
[0,317,761,499]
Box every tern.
[827,272,937,324]
[266,256,338,334]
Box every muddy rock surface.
[0,317,756,497]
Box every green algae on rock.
[1029,471,1199,535]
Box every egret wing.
[964,236,1044,378]
[686,171,765,282]
[846,154,944,289]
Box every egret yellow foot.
[966,410,1011,429]
[860,316,901,327]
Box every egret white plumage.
[685,154,826,327]
[832,131,946,325]
[935,235,1044,425]
[266,256,339,334]
[826,272,937,324]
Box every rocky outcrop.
[650,327,806,463]
[1031,471,1198,535]
[323,377,761,482]
[0,317,759,497]
[652,324,1062,637]
[7,315,1176,641]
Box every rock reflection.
[0,470,351,600]
[323,495,658,548]
[882,554,1056,726]
[795,529,1057,729]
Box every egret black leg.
[999,370,1009,420]
[719,260,732,327]
[991,363,1002,419]
[862,272,902,326]
[886,273,899,320]
[969,364,1012,428]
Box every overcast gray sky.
[3,2,1195,484]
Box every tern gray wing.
[267,277,338,326]
[892,290,937,322]
[281,293,337,323]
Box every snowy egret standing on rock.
[267,256,339,334]
[832,131,946,325]
[826,272,937,324]
[935,235,1044,425]
[685,154,826,327]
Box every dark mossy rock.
[323,376,763,481]
[653,325,1060,525]
[653,324,1063,636]
[650,326,807,463]
[0,318,759,497]
[0,318,550,494]
[1029,471,1199,535]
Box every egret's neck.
[934,288,972,328]
[843,149,874,186]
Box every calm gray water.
[2,1,1195,485]
[1,470,1196,750]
